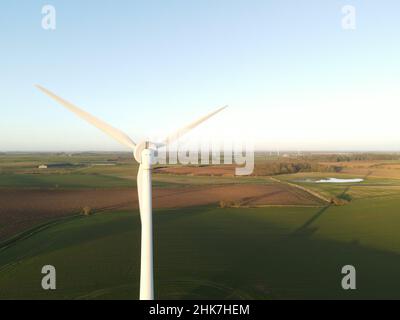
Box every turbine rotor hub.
[134,141,155,163]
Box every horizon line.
[3,149,400,154]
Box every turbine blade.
[35,85,136,150]
[163,105,227,145]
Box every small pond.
[315,178,364,183]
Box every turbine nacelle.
[133,141,159,164]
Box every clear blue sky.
[1,0,400,151]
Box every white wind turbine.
[35,85,227,300]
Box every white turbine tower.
[35,85,227,300]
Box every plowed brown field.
[0,183,322,241]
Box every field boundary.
[0,214,82,252]
[251,204,324,208]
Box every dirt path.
[269,177,331,204]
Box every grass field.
[1,153,400,299]
[1,198,400,299]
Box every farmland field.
[1,152,400,299]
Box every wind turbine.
[35,85,227,300]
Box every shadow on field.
[290,171,374,237]
[291,205,331,236]
[339,170,373,198]
[240,190,283,206]
[154,207,400,300]
[1,206,400,299]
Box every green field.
[1,153,400,299]
[0,154,273,189]
[1,197,400,299]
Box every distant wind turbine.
[36,85,227,300]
